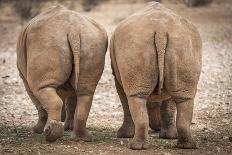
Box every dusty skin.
[17,6,108,142]
[0,0,232,154]
[110,2,202,150]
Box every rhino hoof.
[117,125,134,138]
[44,120,63,142]
[159,127,177,139]
[176,139,197,149]
[64,119,74,131]
[71,130,93,142]
[33,121,45,134]
[128,139,149,150]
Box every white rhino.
[17,5,108,142]
[110,2,202,149]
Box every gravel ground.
[0,0,231,154]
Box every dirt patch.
[0,0,232,154]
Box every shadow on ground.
[0,124,231,155]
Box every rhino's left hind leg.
[34,87,64,142]
[127,96,149,150]
[27,91,47,134]
[20,74,47,134]
[115,79,135,138]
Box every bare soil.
[0,0,231,154]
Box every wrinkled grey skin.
[110,2,202,150]
[17,5,108,142]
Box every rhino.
[17,5,108,142]
[110,2,202,150]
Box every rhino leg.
[174,98,197,149]
[127,96,149,150]
[61,99,66,122]
[29,94,47,134]
[147,102,161,131]
[21,75,47,134]
[115,79,134,138]
[71,93,93,142]
[159,99,177,139]
[113,44,157,150]
[34,88,64,142]
[64,96,76,131]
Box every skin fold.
[17,5,108,142]
[110,2,202,150]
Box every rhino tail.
[154,31,168,94]
[67,32,81,91]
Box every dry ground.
[0,0,232,154]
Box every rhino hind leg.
[31,97,47,134]
[21,75,47,134]
[29,94,47,134]
[61,100,66,122]
[147,102,161,131]
[115,79,134,138]
[159,99,177,139]
[71,93,93,142]
[34,87,64,142]
[115,48,157,149]
[64,96,76,131]
[127,96,149,150]
[173,98,197,149]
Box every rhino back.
[17,6,72,79]
[112,2,202,97]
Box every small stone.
[222,136,228,140]
[2,75,9,78]
[222,118,230,124]
[216,147,220,153]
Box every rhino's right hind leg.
[64,96,76,131]
[34,87,64,142]
[159,99,177,139]
[115,79,135,138]
[174,98,197,149]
